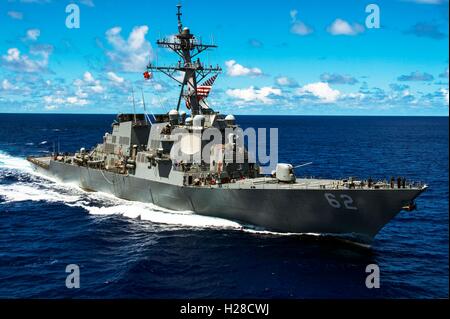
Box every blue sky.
[0,0,448,115]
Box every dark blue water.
[0,114,448,298]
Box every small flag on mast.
[143,71,152,80]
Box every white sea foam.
[0,180,243,230]
[0,183,80,204]
[78,202,242,229]
[0,151,33,173]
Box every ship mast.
[146,4,221,116]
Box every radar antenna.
[176,3,183,33]
[146,4,221,116]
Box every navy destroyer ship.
[28,5,427,244]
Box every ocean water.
[0,114,448,298]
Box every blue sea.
[0,114,448,298]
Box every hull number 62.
[324,193,358,211]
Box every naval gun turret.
[275,164,296,183]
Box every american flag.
[186,74,218,109]
[196,74,218,99]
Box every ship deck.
[209,177,426,191]
[26,156,52,169]
[27,156,426,191]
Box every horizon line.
[0,112,448,117]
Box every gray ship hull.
[31,159,426,244]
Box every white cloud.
[297,82,341,103]
[226,86,282,104]
[174,71,185,82]
[1,79,17,91]
[90,85,104,93]
[44,95,89,108]
[83,71,95,83]
[26,29,41,41]
[3,48,20,62]
[67,96,88,105]
[225,60,263,77]
[8,11,23,20]
[107,71,124,83]
[291,22,314,36]
[327,19,364,36]
[275,76,298,87]
[74,71,104,94]
[1,47,51,73]
[343,92,366,100]
[398,71,434,81]
[76,88,88,99]
[45,105,58,110]
[290,9,313,36]
[105,25,152,72]
[320,73,358,85]
[44,95,64,104]
[440,88,449,104]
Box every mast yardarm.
[146,4,221,116]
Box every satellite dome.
[225,114,236,126]
[169,109,179,125]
